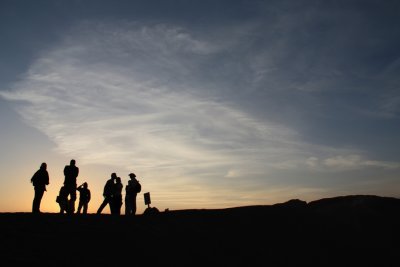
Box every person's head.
[111,173,117,179]
[70,159,76,166]
[83,182,88,188]
[116,177,121,183]
[40,162,47,170]
[129,173,136,179]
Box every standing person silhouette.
[97,173,117,214]
[30,162,50,213]
[125,173,141,216]
[112,177,123,215]
[77,182,91,214]
[63,159,79,214]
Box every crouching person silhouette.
[56,186,68,214]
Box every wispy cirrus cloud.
[1,22,299,178]
[306,155,400,171]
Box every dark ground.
[1,195,400,266]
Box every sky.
[1,0,400,214]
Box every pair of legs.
[77,201,88,214]
[97,195,112,214]
[124,195,137,215]
[64,185,77,214]
[59,199,68,214]
[32,188,45,213]
[112,196,122,215]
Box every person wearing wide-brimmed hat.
[125,172,141,215]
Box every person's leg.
[97,198,106,214]
[117,197,122,215]
[32,188,44,213]
[97,196,110,214]
[83,202,88,214]
[132,197,137,215]
[32,191,38,213]
[77,201,82,214]
[68,189,77,214]
[115,204,120,215]
[109,197,115,215]
[125,196,130,215]
[61,199,68,214]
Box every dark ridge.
[1,195,400,266]
[308,194,400,210]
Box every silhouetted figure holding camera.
[31,162,49,213]
[63,159,79,214]
[125,172,141,216]
[97,173,117,214]
[77,182,91,214]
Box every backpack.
[31,170,42,187]
[135,181,141,193]
[31,172,39,186]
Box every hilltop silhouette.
[1,194,399,266]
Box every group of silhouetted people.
[96,172,141,215]
[30,159,141,216]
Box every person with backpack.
[125,172,141,216]
[76,182,91,214]
[30,162,50,213]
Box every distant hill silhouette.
[1,195,399,266]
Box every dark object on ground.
[143,206,160,216]
[1,195,400,266]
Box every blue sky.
[1,0,399,213]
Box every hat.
[129,173,136,177]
